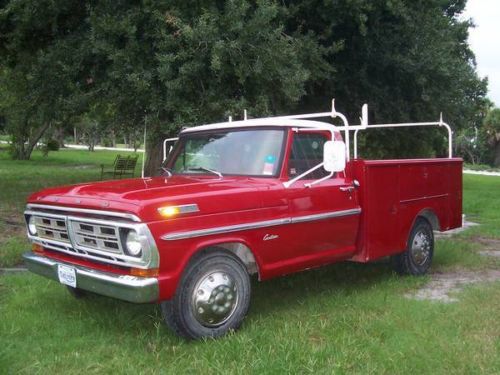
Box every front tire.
[392,218,434,275]
[161,250,251,339]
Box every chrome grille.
[69,221,122,253]
[34,216,70,243]
[25,206,158,269]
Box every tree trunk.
[12,139,27,160]
[494,141,500,167]
[55,126,66,148]
[144,137,164,177]
[19,122,51,160]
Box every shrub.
[46,139,60,151]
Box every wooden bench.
[100,154,139,180]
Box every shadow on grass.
[20,260,401,340]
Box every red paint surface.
[27,128,463,301]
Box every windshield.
[168,128,286,177]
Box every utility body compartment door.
[350,158,463,262]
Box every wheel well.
[417,209,440,231]
[195,242,259,276]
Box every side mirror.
[163,137,179,162]
[323,141,346,172]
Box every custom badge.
[263,234,279,241]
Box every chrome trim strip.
[290,208,361,224]
[400,194,448,204]
[24,210,66,220]
[27,204,141,222]
[23,252,159,303]
[162,208,361,241]
[30,237,153,269]
[162,218,291,241]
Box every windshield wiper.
[186,166,223,178]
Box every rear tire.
[161,250,251,340]
[392,218,434,275]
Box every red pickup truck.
[23,103,462,339]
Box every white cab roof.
[181,118,339,134]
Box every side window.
[288,133,329,178]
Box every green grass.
[464,162,500,172]
[0,149,142,267]
[1,266,499,373]
[0,148,142,213]
[461,174,500,238]
[0,150,499,373]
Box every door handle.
[340,186,355,193]
[340,180,360,193]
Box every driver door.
[285,131,360,264]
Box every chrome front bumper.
[23,252,159,303]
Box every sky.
[464,0,500,106]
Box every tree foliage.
[0,0,490,170]
[83,0,330,174]
[284,0,488,158]
[0,0,89,158]
[483,108,500,166]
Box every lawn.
[0,149,499,374]
[0,148,142,268]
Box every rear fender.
[405,208,439,248]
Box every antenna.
[141,117,147,178]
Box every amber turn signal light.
[130,267,159,277]
[32,243,44,254]
[158,206,180,218]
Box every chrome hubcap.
[411,231,431,266]
[191,271,238,327]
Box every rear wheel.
[161,250,251,339]
[392,218,434,275]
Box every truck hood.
[28,175,282,222]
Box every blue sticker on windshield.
[263,155,276,175]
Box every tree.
[483,108,500,166]
[284,0,488,158]
[0,0,488,168]
[0,0,90,159]
[82,0,330,175]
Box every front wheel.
[392,218,434,276]
[161,250,251,339]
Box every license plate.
[57,264,77,288]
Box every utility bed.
[351,158,462,262]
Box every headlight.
[125,230,142,256]
[28,216,37,235]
